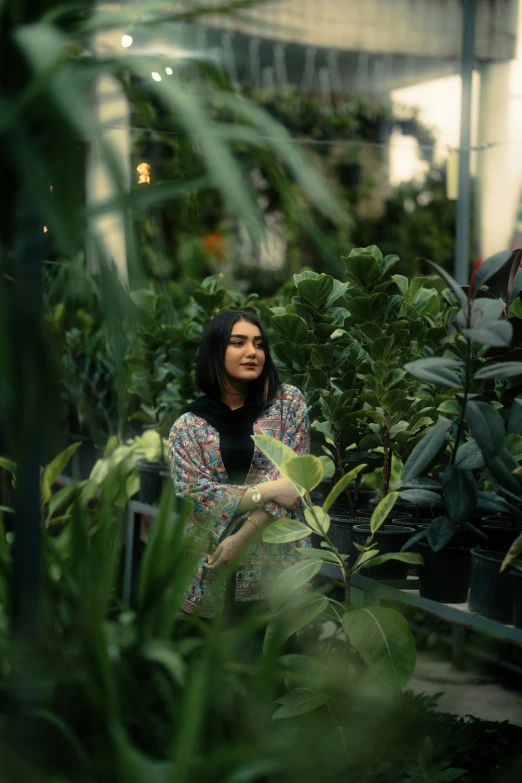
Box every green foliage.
[400,250,522,549]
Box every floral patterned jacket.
[168,383,311,617]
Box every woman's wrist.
[258,480,276,504]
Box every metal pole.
[12,195,44,640]
[454,0,477,284]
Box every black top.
[186,386,267,485]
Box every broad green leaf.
[441,467,477,523]
[456,298,504,329]
[263,519,311,544]
[401,417,451,483]
[282,455,324,493]
[264,592,329,654]
[273,688,328,719]
[370,492,399,534]
[507,396,522,435]
[323,464,366,513]
[474,362,522,381]
[401,527,428,552]
[343,606,416,689]
[326,279,351,308]
[465,401,504,459]
[354,549,380,568]
[477,490,513,515]
[505,433,522,460]
[438,400,461,416]
[348,293,389,323]
[252,434,304,491]
[46,483,79,520]
[269,559,323,612]
[41,443,82,504]
[399,489,441,506]
[486,448,522,495]
[461,321,513,347]
[0,457,15,475]
[472,250,513,293]
[455,439,485,471]
[404,358,463,388]
[294,547,342,565]
[392,274,409,296]
[501,533,522,572]
[400,477,441,490]
[342,246,381,288]
[271,314,310,344]
[318,455,335,479]
[304,507,331,536]
[427,516,457,551]
[360,552,423,569]
[296,276,333,311]
[426,261,468,308]
[141,640,185,686]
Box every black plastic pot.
[353,487,377,508]
[369,497,418,512]
[511,569,522,629]
[356,508,412,521]
[417,542,472,603]
[322,515,362,555]
[469,549,513,623]
[481,515,513,527]
[138,461,170,506]
[350,525,415,581]
[482,525,520,553]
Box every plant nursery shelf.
[320,564,522,647]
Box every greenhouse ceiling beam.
[454,0,477,284]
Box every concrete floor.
[409,653,522,726]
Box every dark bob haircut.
[194,310,280,404]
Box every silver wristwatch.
[250,485,263,508]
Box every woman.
[168,309,311,619]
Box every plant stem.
[307,500,351,612]
[326,370,356,516]
[354,472,362,503]
[381,410,390,498]
[451,308,473,465]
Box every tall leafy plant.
[252,433,421,707]
[400,250,522,551]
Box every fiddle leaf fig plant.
[271,245,454,508]
[252,433,421,701]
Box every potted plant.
[399,250,522,603]
[251,432,422,698]
[126,289,184,505]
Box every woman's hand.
[269,478,302,511]
[203,531,249,572]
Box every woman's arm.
[169,418,294,540]
[262,387,311,520]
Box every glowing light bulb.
[151,72,161,81]
[136,162,151,185]
[43,226,48,233]
[165,67,173,75]
[121,35,133,48]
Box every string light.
[43,226,48,233]
[165,67,173,75]
[121,35,133,48]
[136,162,151,184]
[151,72,161,82]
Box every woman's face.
[223,319,265,385]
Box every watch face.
[252,489,262,503]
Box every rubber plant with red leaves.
[398,250,522,554]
